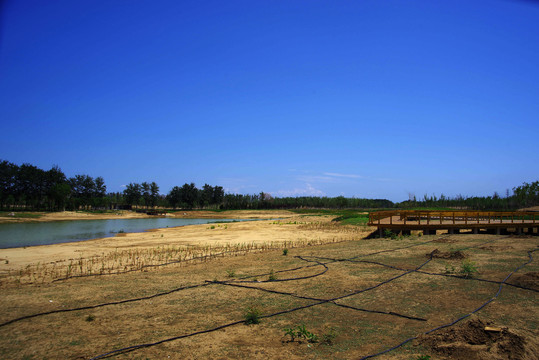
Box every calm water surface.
[0,218,241,249]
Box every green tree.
[123,183,142,207]
[180,182,198,209]
[201,184,213,208]
[167,186,182,209]
[150,182,159,208]
[0,160,17,210]
[141,182,151,208]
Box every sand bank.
[1,210,357,271]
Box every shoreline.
[1,210,332,271]
[0,209,293,224]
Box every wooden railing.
[368,210,538,226]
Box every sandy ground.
[0,210,366,272]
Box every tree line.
[0,160,107,211]
[400,181,539,210]
[1,159,537,212]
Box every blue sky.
[1,0,538,202]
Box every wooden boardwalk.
[368,210,538,236]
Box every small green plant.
[444,263,456,274]
[85,314,95,322]
[268,269,277,281]
[284,324,319,343]
[226,269,236,277]
[283,248,288,256]
[244,306,261,325]
[210,225,215,229]
[460,260,478,278]
[414,355,431,360]
[284,327,297,341]
[4,259,8,264]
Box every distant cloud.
[275,183,325,197]
[295,172,364,184]
[323,172,364,179]
[296,175,335,183]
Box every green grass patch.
[332,213,370,226]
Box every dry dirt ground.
[0,215,537,359]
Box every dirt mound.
[416,318,536,360]
[427,249,466,259]
[507,272,539,291]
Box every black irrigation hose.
[5,234,526,359]
[0,282,211,328]
[303,236,538,293]
[233,256,329,283]
[2,252,329,328]
[217,281,427,322]
[88,256,436,359]
[88,319,247,359]
[84,237,539,359]
[357,248,538,359]
[231,237,443,284]
[89,296,349,360]
[217,237,441,285]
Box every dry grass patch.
[0,233,537,359]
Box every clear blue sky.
[1,0,538,202]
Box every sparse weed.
[283,324,319,343]
[268,269,277,281]
[226,269,236,278]
[283,248,288,256]
[460,260,478,278]
[244,306,261,325]
[85,314,95,322]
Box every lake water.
[0,218,242,249]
